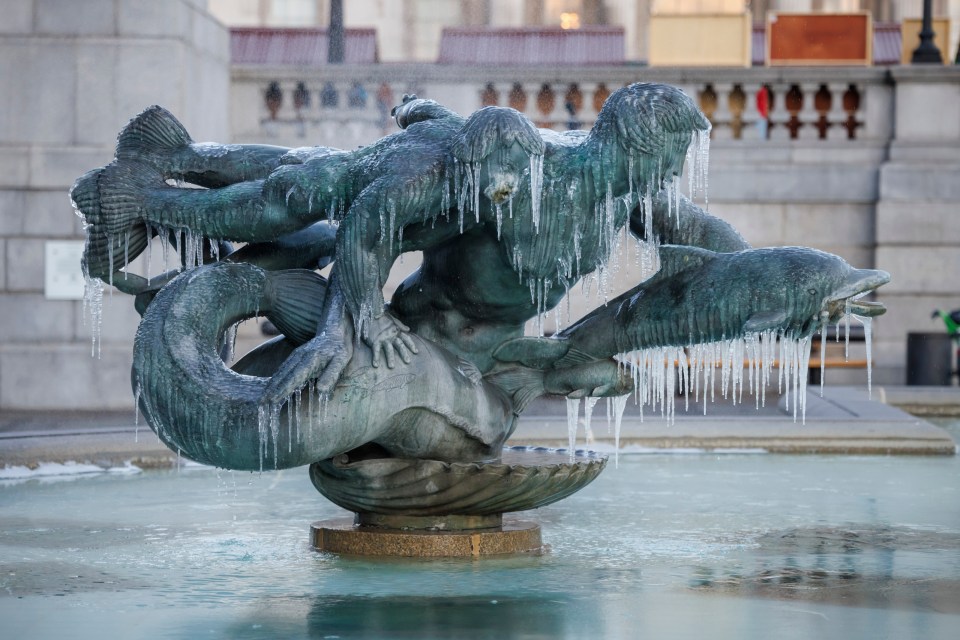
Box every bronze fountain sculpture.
[72,83,889,556]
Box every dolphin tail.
[134,262,332,471]
[115,105,193,167]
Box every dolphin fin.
[263,269,327,345]
[115,105,193,166]
[553,347,597,368]
[648,245,718,282]
[485,367,545,413]
[493,337,570,369]
[744,310,788,333]
[456,358,483,386]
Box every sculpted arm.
[630,189,750,253]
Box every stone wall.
[0,0,230,410]
[875,66,960,384]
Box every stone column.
[0,0,229,410]
[874,66,960,384]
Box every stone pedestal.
[311,516,543,558]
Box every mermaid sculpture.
[72,84,888,514]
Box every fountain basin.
[309,446,607,516]
[3,436,960,639]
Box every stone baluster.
[766,83,792,142]
[697,84,719,134]
[796,82,821,141]
[712,83,735,141]
[826,82,850,141]
[739,83,765,141]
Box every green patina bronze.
[71,83,889,516]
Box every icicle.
[611,394,628,468]
[257,404,268,472]
[844,299,851,359]
[388,200,397,254]
[565,397,580,460]
[82,276,104,359]
[855,314,873,399]
[495,203,503,239]
[798,335,812,423]
[144,222,154,283]
[583,397,599,445]
[529,154,544,232]
[820,312,829,397]
[472,161,482,224]
[133,382,141,443]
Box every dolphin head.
[741,248,890,337]
[819,266,890,322]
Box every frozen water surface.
[2,441,959,639]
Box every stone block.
[704,202,785,248]
[0,190,27,234]
[75,43,123,146]
[871,294,960,343]
[0,293,74,341]
[0,344,135,410]
[875,247,960,295]
[35,0,115,35]
[28,146,112,189]
[74,291,140,344]
[811,246,873,269]
[0,148,31,188]
[0,0,33,34]
[0,41,76,145]
[860,83,895,142]
[877,202,960,246]
[879,164,960,202]
[895,81,960,142]
[5,237,45,291]
[783,204,874,248]
[788,144,887,166]
[191,5,230,62]
[117,0,189,38]
[707,144,792,165]
[0,189,82,239]
[23,190,80,237]
[709,165,878,204]
[115,41,187,125]
[181,52,231,141]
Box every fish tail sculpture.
[134,262,516,471]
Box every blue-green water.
[2,446,959,639]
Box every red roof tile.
[438,27,625,66]
[231,28,378,65]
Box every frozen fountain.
[68,83,890,556]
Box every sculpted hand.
[261,325,353,405]
[365,313,419,368]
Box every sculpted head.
[592,83,711,191]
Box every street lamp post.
[911,0,943,64]
[328,0,344,64]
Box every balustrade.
[233,66,891,149]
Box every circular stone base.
[311,518,543,558]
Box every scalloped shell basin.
[309,446,607,516]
